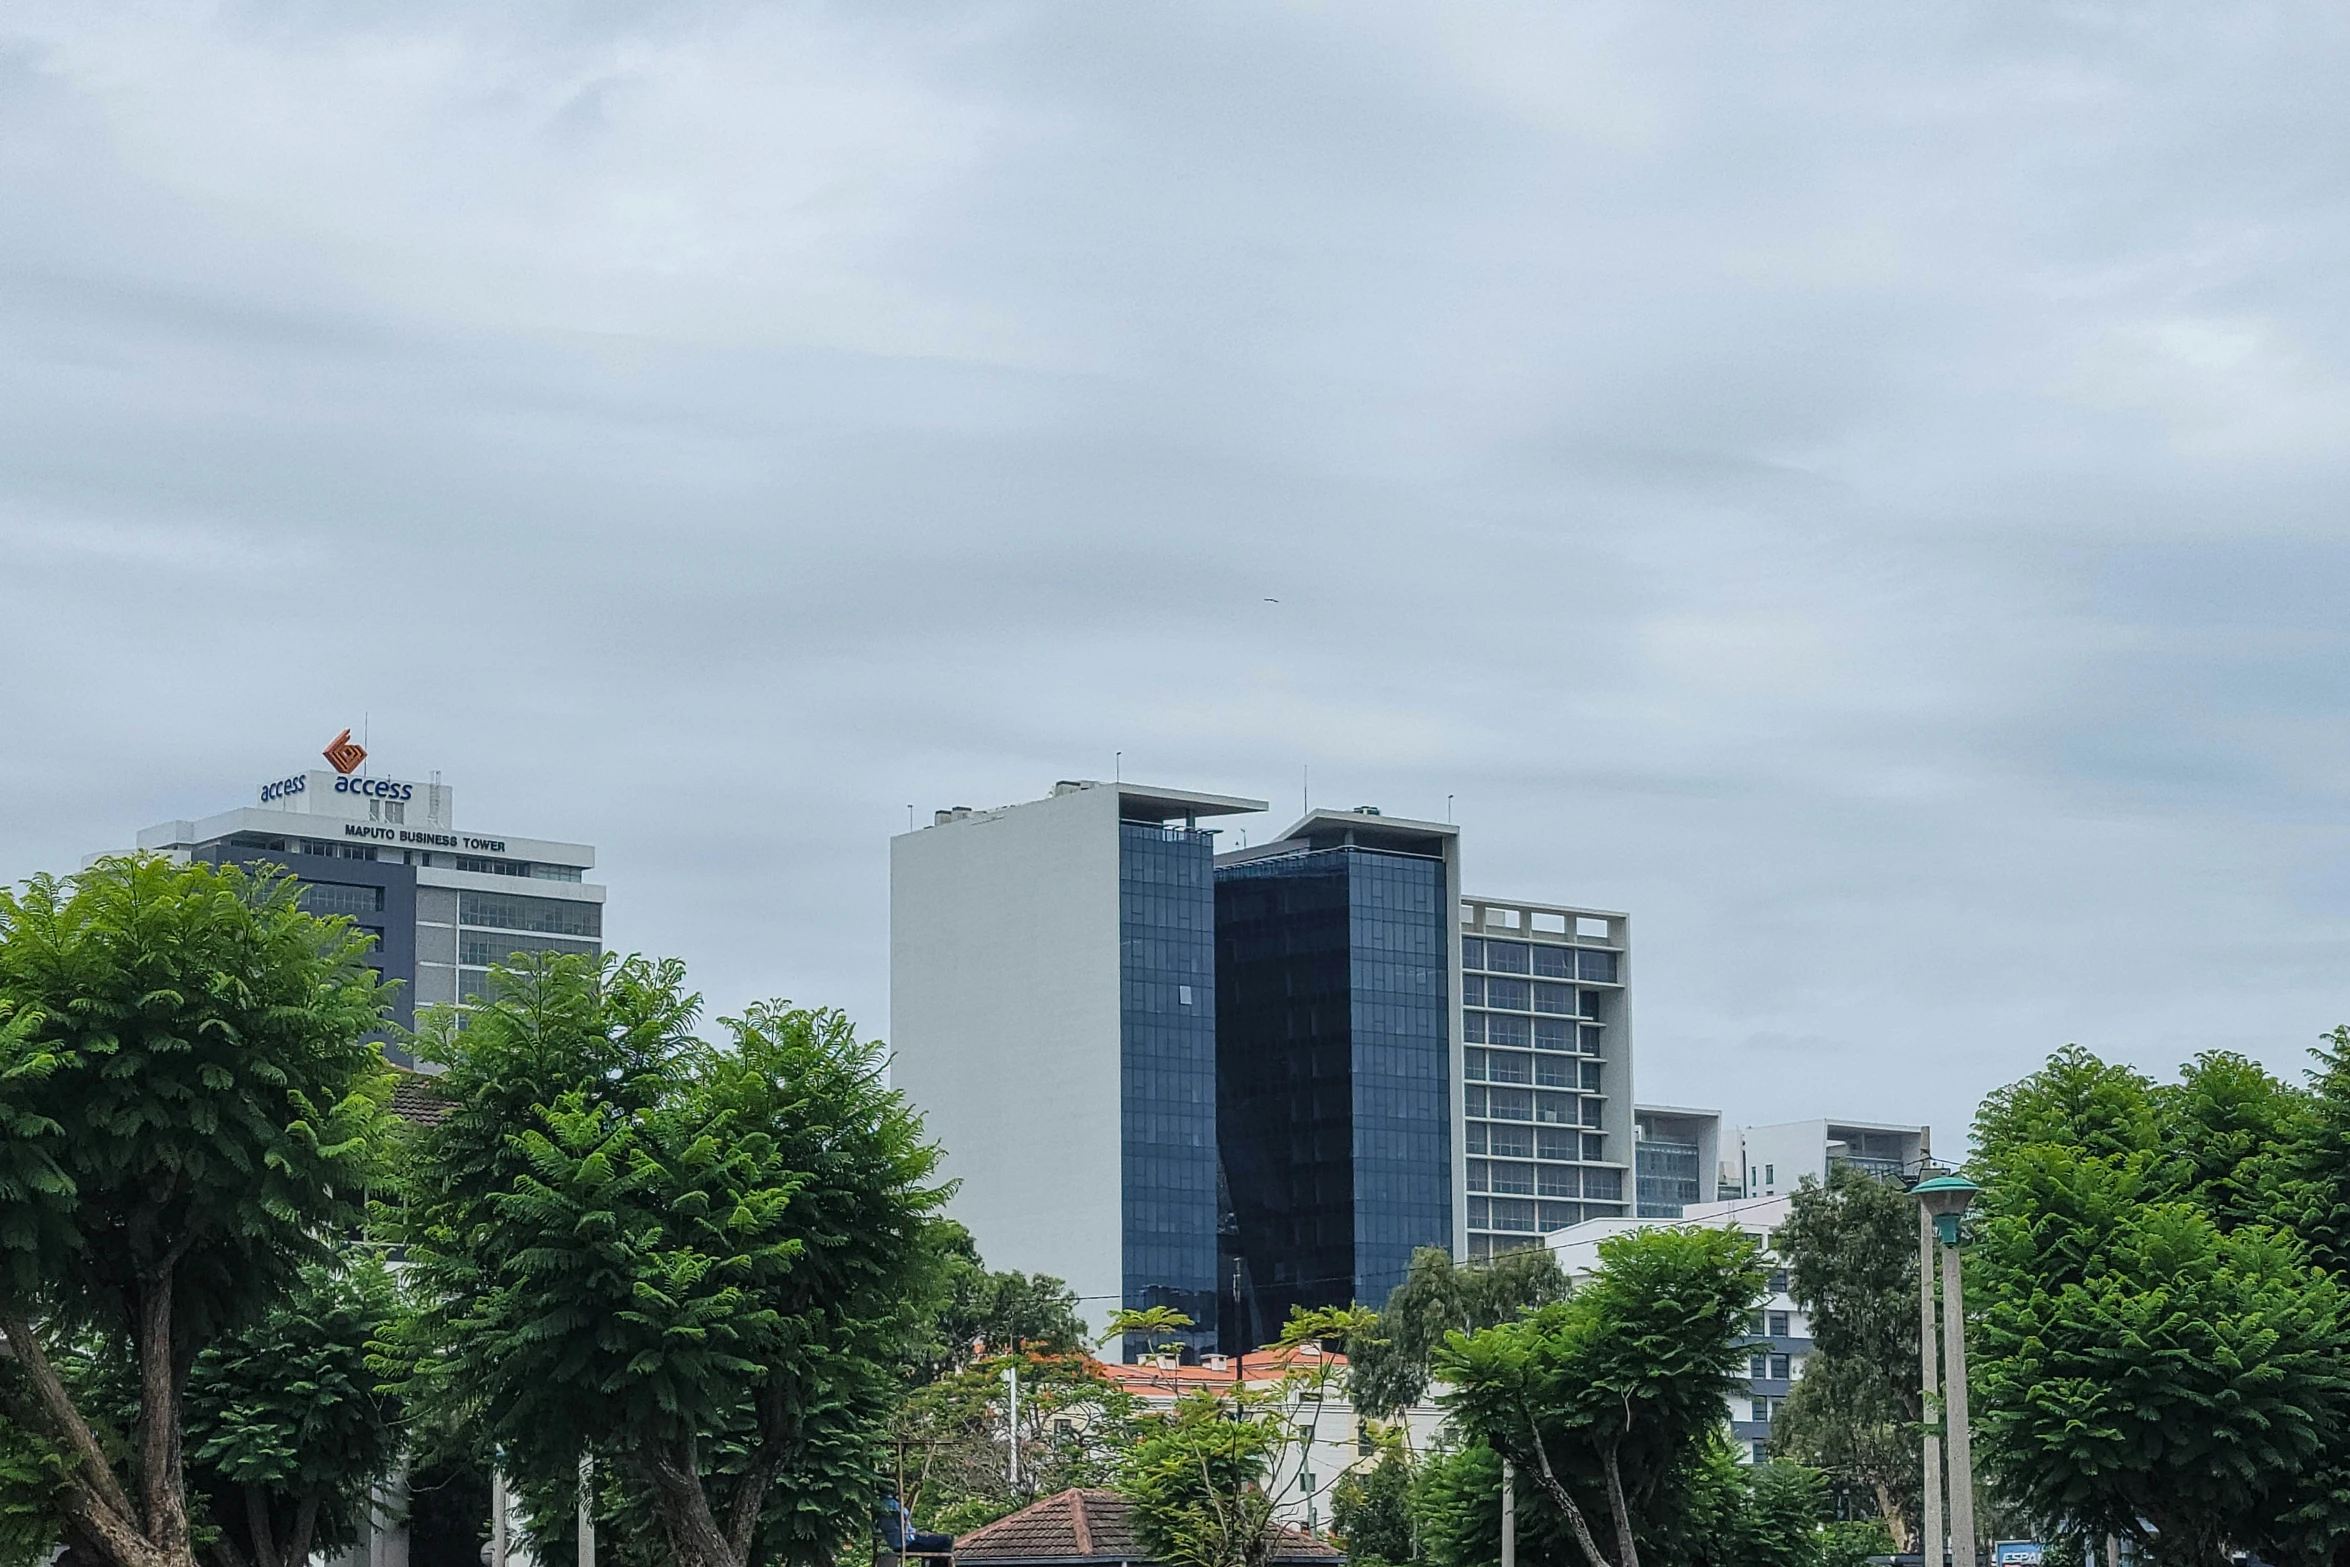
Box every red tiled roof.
[952,1489,1339,1566]
[389,1070,455,1126]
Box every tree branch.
[1521,1425,1615,1567]
[723,1389,790,1564]
[635,1436,738,1567]
[1599,1434,1639,1567]
[0,1316,143,1531]
[284,1489,322,1567]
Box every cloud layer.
[7,2,2350,1148]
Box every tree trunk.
[637,1438,742,1567]
[1521,1428,1615,1567]
[283,1490,322,1567]
[1871,1481,1911,1553]
[0,1312,193,1567]
[1598,1441,1640,1567]
[242,1488,278,1567]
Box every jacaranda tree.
[395,954,946,1567]
[0,857,392,1567]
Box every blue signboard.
[1993,1544,2045,1567]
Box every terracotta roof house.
[951,1489,1341,1567]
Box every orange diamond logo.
[322,729,368,775]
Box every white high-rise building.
[125,741,604,1067]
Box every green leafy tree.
[918,1227,1087,1377]
[1768,1164,1921,1547]
[394,954,947,1567]
[1121,1393,1285,1567]
[1103,1308,1196,1360]
[182,1252,403,1567]
[893,1352,1134,1536]
[0,858,392,1567]
[1436,1227,1764,1567]
[1349,1247,1570,1421]
[1328,1436,1412,1566]
[1971,1048,2350,1564]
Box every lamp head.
[1913,1174,1980,1246]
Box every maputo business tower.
[125,732,607,1067]
[891,779,1634,1360]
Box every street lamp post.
[1915,1175,1981,1567]
[1918,1202,1943,1567]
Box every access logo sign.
[322,729,369,775]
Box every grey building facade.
[1457,896,1632,1256]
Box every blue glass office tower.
[893,781,1268,1362]
[1214,810,1457,1343]
[1119,820,1221,1352]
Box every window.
[1487,1052,1531,1085]
[1580,1060,1604,1091]
[1534,1056,1573,1088]
[300,882,382,917]
[1465,1123,1489,1154]
[1487,1125,1534,1158]
[1749,1312,1767,1336]
[1771,1354,1791,1380]
[1460,936,1484,969]
[1462,1012,1486,1043]
[1487,1088,1533,1121]
[1580,1097,1604,1128]
[1536,1127,1577,1160]
[1576,916,1610,938]
[1531,944,1570,978]
[1768,1311,1791,1337]
[1751,1439,1768,1465]
[1534,1018,1573,1051]
[1751,1398,1770,1423]
[458,891,601,938]
[1467,1198,1490,1228]
[1532,982,1575,1014]
[1463,1049,1488,1082]
[1765,1164,1776,1185]
[1466,1159,1490,1192]
[1463,1085,1488,1118]
[1486,1013,1530,1047]
[1534,1091,1577,1124]
[1579,1024,1605,1055]
[1578,988,1602,1017]
[1485,977,1530,1011]
[454,855,530,878]
[1530,912,1567,934]
[1577,949,1619,983]
[1768,1269,1790,1294]
[459,930,601,966]
[1462,975,1485,1005]
[1537,1201,1579,1231]
[1488,1161,1535,1194]
[1583,1163,1620,1199]
[1750,1353,1769,1379]
[1486,940,1530,972]
[1537,1165,1578,1197]
[1488,1199,1537,1232]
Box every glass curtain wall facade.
[1460,916,1627,1255]
[1216,845,1451,1344]
[1119,821,1221,1356]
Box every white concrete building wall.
[1739,1119,1932,1197]
[890,784,1128,1339]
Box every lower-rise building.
[1741,1119,1931,1197]
[1458,897,1631,1256]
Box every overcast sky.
[6,3,2350,1151]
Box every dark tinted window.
[1486,977,1529,1011]
[1486,1013,1530,1047]
[1460,937,1484,970]
[1532,982,1574,1014]
[1531,945,1570,978]
[1578,949,1619,983]
[459,891,600,938]
[1584,1164,1622,1200]
[1485,940,1530,974]
[301,882,383,917]
[1534,1018,1573,1050]
[1461,975,1485,1006]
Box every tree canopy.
[0,857,392,1567]
[1348,1246,1570,1421]
[393,953,947,1567]
[1436,1226,1763,1567]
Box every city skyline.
[11,7,2350,1162]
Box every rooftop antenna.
[1115,751,1122,783]
[1447,794,1454,824]
[908,805,915,832]
[1303,765,1310,814]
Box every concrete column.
[1919,1205,1943,1566]
[1499,1460,1515,1567]
[1941,1241,1975,1567]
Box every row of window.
[300,883,383,917]
[457,930,601,966]
[1462,939,1620,983]
[1467,1159,1620,1199]
[1750,1310,1795,1338]
[1467,1196,1618,1233]
[455,890,601,938]
[1465,1014,1604,1053]
[1467,1123,1607,1162]
[1749,1352,1794,1381]
[1462,977,1610,1014]
[1464,1048,1604,1091]
[1462,1084,1604,1127]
